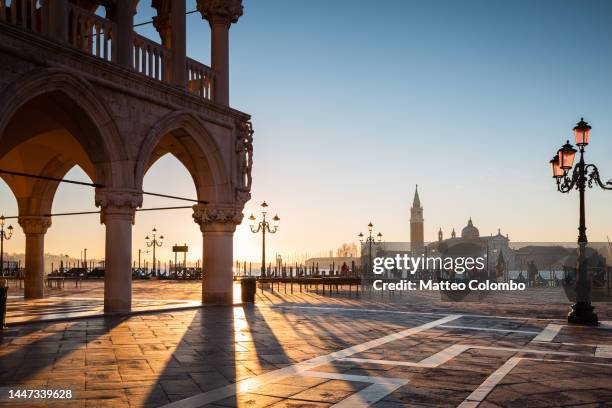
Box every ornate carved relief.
[151,0,172,45]
[95,188,143,224]
[197,0,243,25]
[18,216,52,235]
[192,203,244,229]
[235,120,253,205]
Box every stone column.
[19,216,51,299]
[193,204,242,304]
[198,0,243,106]
[95,189,142,313]
[108,0,135,67]
[46,0,68,42]
[171,0,187,87]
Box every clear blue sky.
[227,0,612,259]
[1,0,611,263]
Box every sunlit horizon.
[1,0,612,265]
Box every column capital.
[95,188,143,225]
[152,14,172,45]
[151,0,172,45]
[193,203,243,233]
[197,0,243,26]
[18,216,52,235]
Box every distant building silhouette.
[430,219,514,271]
[410,185,424,256]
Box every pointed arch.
[0,68,129,188]
[135,110,231,203]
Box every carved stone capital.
[105,0,139,18]
[95,188,143,224]
[197,0,243,26]
[150,0,173,45]
[19,216,52,235]
[193,203,244,232]
[152,14,172,45]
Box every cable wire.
[0,169,208,204]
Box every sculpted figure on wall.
[235,120,253,203]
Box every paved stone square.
[1,282,612,407]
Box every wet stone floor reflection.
[1,290,612,407]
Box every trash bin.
[241,277,256,303]
[0,282,7,329]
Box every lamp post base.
[568,302,598,325]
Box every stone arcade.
[0,0,252,311]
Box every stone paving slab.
[1,283,612,407]
[5,280,612,323]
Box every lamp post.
[249,202,280,277]
[550,118,612,325]
[145,228,164,278]
[0,216,13,276]
[358,222,383,278]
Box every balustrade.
[68,3,115,62]
[186,57,215,99]
[1,2,215,101]
[0,0,44,33]
[134,33,168,81]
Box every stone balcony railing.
[0,0,43,32]
[0,0,215,101]
[68,3,116,62]
[133,32,167,80]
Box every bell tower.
[410,185,424,255]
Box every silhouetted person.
[341,262,349,277]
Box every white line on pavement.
[457,357,523,408]
[595,345,612,358]
[340,344,471,369]
[259,304,568,322]
[160,314,462,408]
[331,382,407,408]
[439,324,540,334]
[299,371,408,408]
[600,321,612,330]
[338,341,605,372]
[532,323,563,342]
[458,357,612,408]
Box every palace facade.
[0,0,252,311]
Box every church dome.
[461,218,480,239]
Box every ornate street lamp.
[249,201,280,277]
[0,216,13,276]
[358,222,383,278]
[145,228,164,279]
[551,118,612,325]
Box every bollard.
[241,277,256,303]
